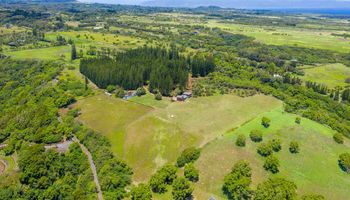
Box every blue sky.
[78,0,350,9]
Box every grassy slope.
[194,107,350,200]
[207,20,350,53]
[75,93,152,155]
[6,46,70,61]
[76,93,282,183]
[299,63,350,88]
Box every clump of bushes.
[333,133,344,144]
[289,141,300,154]
[295,117,301,124]
[136,87,146,97]
[338,152,350,173]
[261,117,271,128]
[235,134,246,147]
[263,155,280,174]
[176,147,201,167]
[172,177,193,200]
[257,143,273,157]
[115,86,126,98]
[249,130,263,143]
[106,85,116,93]
[149,165,177,193]
[130,184,152,200]
[155,92,162,101]
[268,139,282,152]
[223,160,252,200]
[184,163,199,182]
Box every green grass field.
[299,63,350,88]
[75,93,282,182]
[194,107,350,200]
[207,20,350,53]
[6,46,70,61]
[45,31,145,49]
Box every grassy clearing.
[0,26,25,35]
[128,92,171,109]
[75,93,152,155]
[194,107,350,200]
[76,93,282,182]
[6,46,70,61]
[45,31,145,49]
[154,94,282,146]
[207,20,350,53]
[299,63,350,88]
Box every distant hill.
[0,0,75,3]
[142,0,350,9]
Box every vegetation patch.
[194,108,350,200]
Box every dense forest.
[80,46,215,95]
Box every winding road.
[73,137,103,200]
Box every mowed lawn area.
[75,93,282,182]
[207,20,350,53]
[194,107,350,200]
[299,63,350,88]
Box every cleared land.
[76,93,282,182]
[299,63,350,88]
[45,31,145,49]
[194,107,350,200]
[6,46,70,60]
[207,20,350,53]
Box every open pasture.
[299,63,350,88]
[45,31,145,49]
[6,45,70,60]
[207,20,350,53]
[76,93,282,182]
[194,107,350,200]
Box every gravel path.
[73,137,103,200]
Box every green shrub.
[261,117,271,128]
[255,178,297,200]
[130,184,152,200]
[263,155,280,174]
[295,117,301,124]
[338,153,350,173]
[184,163,199,182]
[257,143,273,157]
[268,139,282,152]
[155,93,162,101]
[172,177,193,200]
[115,86,126,98]
[106,85,116,93]
[223,160,252,200]
[136,87,146,97]
[176,147,201,167]
[289,141,300,154]
[249,130,263,143]
[235,134,246,147]
[333,133,344,144]
[149,165,177,193]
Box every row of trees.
[80,46,215,95]
[223,160,325,200]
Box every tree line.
[80,46,215,95]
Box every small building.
[93,26,103,30]
[123,91,137,100]
[183,91,192,97]
[176,95,188,101]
